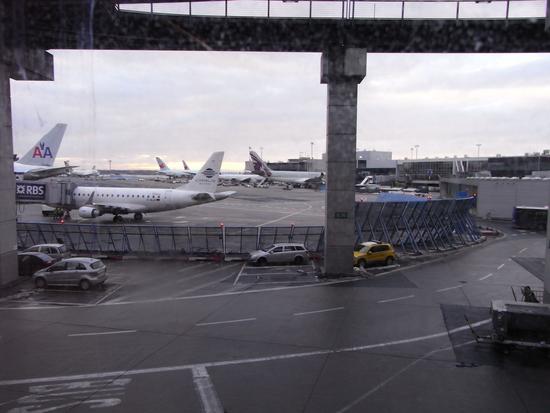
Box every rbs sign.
[16,183,46,201]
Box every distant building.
[245,157,325,173]
[487,153,550,177]
[396,157,489,184]
[355,150,396,175]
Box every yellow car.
[354,242,396,268]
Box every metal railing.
[17,199,480,257]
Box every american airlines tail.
[182,152,224,193]
[156,157,170,172]
[18,123,68,167]
[249,150,272,177]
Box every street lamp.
[476,143,481,158]
[260,147,263,158]
[410,147,414,159]
[310,142,314,159]
[414,145,419,159]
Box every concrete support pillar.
[0,1,54,287]
[545,190,550,303]
[320,48,366,276]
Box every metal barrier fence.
[17,199,480,256]
[355,198,480,253]
[16,222,325,256]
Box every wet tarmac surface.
[1,221,549,412]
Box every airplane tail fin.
[249,150,272,177]
[182,160,190,170]
[19,123,68,167]
[156,157,170,171]
[181,152,224,192]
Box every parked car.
[249,243,308,266]
[354,242,396,268]
[24,243,70,261]
[17,252,55,276]
[33,257,107,290]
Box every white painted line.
[257,204,313,227]
[94,283,124,305]
[176,272,237,297]
[192,366,224,413]
[478,273,494,281]
[519,247,528,254]
[242,272,312,277]
[232,263,247,286]
[0,319,491,387]
[177,263,209,273]
[176,263,240,284]
[497,263,505,270]
[436,285,463,293]
[293,307,344,316]
[68,330,137,337]
[196,317,256,327]
[377,295,415,304]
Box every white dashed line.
[68,330,137,337]
[196,318,256,327]
[497,264,505,270]
[377,295,415,304]
[519,247,528,254]
[293,307,344,316]
[478,273,494,281]
[436,285,463,293]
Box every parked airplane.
[156,157,194,178]
[158,156,263,186]
[64,161,100,177]
[249,150,324,185]
[64,152,234,222]
[355,175,381,192]
[14,123,74,180]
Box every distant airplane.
[14,123,74,180]
[156,156,194,178]
[355,175,380,192]
[158,156,263,186]
[64,161,100,178]
[249,150,324,185]
[65,152,235,222]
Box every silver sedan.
[33,257,107,290]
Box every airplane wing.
[23,165,76,180]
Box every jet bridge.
[15,181,77,209]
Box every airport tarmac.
[18,182,379,227]
[0,222,548,412]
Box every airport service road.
[1,226,549,413]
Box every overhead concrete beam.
[2,49,54,81]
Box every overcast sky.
[9,2,550,171]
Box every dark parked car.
[33,257,107,290]
[17,252,55,276]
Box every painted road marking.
[293,307,344,316]
[68,330,137,337]
[242,271,313,277]
[177,263,208,273]
[176,272,237,297]
[196,317,256,327]
[94,283,124,305]
[0,319,491,387]
[519,247,528,254]
[192,366,224,413]
[478,273,494,281]
[436,285,462,293]
[497,263,505,270]
[233,263,247,286]
[377,295,415,304]
[257,204,313,227]
[176,263,240,284]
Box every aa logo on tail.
[32,142,53,159]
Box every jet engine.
[78,206,100,218]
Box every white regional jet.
[249,150,324,186]
[64,161,100,178]
[69,152,234,222]
[156,157,194,178]
[14,123,73,180]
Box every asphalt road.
[0,223,548,412]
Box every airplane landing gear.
[134,212,143,221]
[113,215,124,223]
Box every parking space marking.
[377,295,415,304]
[232,263,247,286]
[0,319,491,387]
[177,263,210,273]
[497,263,505,270]
[68,330,137,337]
[176,263,241,284]
[192,366,224,413]
[518,247,528,254]
[478,273,494,281]
[196,318,256,327]
[241,271,314,277]
[94,284,124,305]
[293,307,344,316]
[435,285,463,293]
[176,272,237,297]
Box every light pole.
[414,145,419,159]
[260,147,263,158]
[410,147,414,159]
[108,160,111,172]
[310,142,314,159]
[476,143,481,158]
